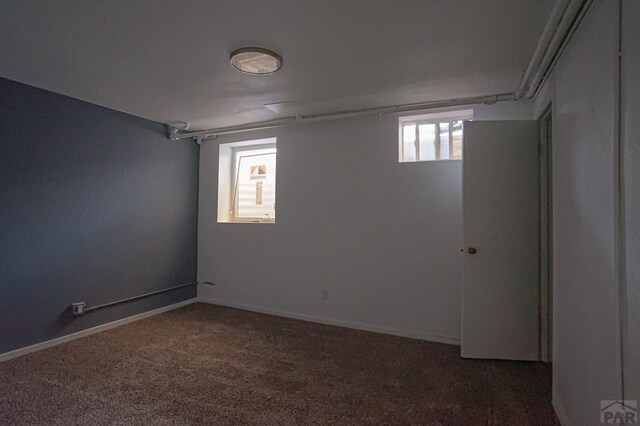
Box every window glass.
[418,124,436,161]
[402,124,416,162]
[217,138,276,224]
[399,111,472,162]
[234,148,276,220]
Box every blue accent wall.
[0,78,198,354]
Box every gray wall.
[622,0,640,404]
[535,2,626,424]
[0,78,199,354]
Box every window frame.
[398,110,473,163]
[229,143,277,223]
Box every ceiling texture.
[0,0,553,130]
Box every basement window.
[217,138,276,223]
[398,110,473,162]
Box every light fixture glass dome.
[230,48,282,75]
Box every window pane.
[451,120,463,159]
[235,151,276,219]
[439,122,450,159]
[402,124,416,162]
[398,111,470,162]
[418,124,435,161]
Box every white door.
[461,120,540,360]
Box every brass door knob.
[467,247,477,254]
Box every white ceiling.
[0,0,553,130]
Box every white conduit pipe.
[170,0,590,141]
[517,0,570,98]
[523,0,590,99]
[530,0,594,99]
[169,92,515,140]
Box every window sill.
[218,220,276,224]
[399,158,463,163]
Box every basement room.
[0,1,638,425]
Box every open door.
[461,121,540,361]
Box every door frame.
[539,105,553,363]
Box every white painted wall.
[622,0,640,404]
[535,2,623,424]
[473,101,534,121]
[198,102,533,343]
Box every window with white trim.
[217,138,276,223]
[398,110,473,162]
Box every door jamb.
[539,105,553,363]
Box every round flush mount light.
[230,47,282,75]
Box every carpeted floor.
[0,303,559,425]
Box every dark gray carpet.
[0,303,558,425]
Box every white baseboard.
[552,397,571,426]
[197,296,460,345]
[0,298,198,363]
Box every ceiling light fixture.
[230,47,282,75]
